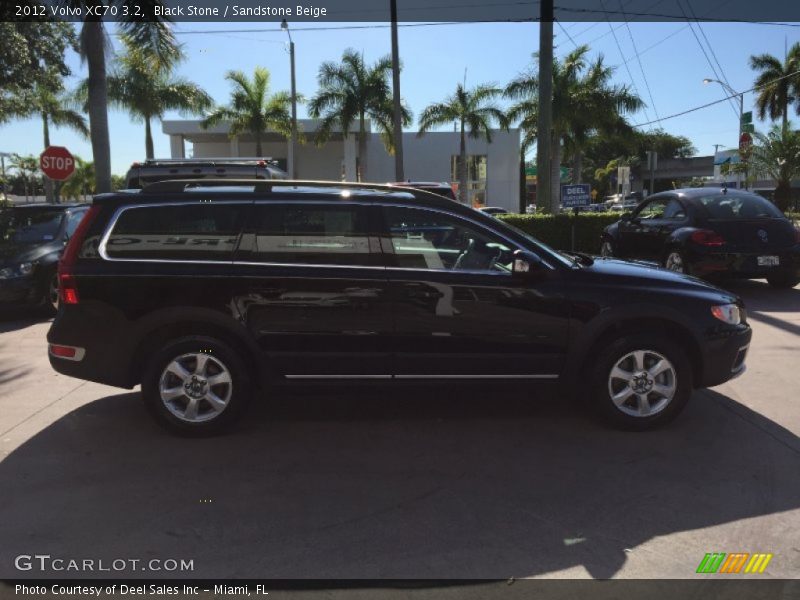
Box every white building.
[161,119,521,212]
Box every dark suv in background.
[124,157,288,189]
[1,203,88,313]
[48,180,751,435]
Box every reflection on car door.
[380,204,570,378]
[620,196,671,260]
[234,201,392,378]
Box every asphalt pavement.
[0,280,798,580]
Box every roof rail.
[140,179,407,195]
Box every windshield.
[0,208,64,244]
[697,193,784,220]
[493,219,575,267]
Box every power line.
[676,0,739,118]
[632,67,800,128]
[556,19,579,49]
[598,0,652,126]
[618,0,660,122]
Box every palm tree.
[506,45,644,210]
[60,157,95,203]
[418,83,508,204]
[750,44,800,131]
[202,67,294,158]
[71,3,179,192]
[12,82,89,202]
[309,49,410,181]
[77,35,212,159]
[749,123,800,212]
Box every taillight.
[795,227,800,243]
[690,229,726,247]
[58,205,101,305]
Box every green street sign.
[741,111,753,125]
[742,123,755,133]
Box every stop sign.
[40,146,75,181]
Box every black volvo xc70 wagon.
[47,180,752,434]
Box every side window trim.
[98,200,252,263]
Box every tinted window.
[635,198,669,219]
[697,194,784,219]
[662,199,687,220]
[383,206,513,272]
[0,208,64,244]
[253,203,373,266]
[106,203,244,260]
[65,210,87,237]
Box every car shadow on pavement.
[0,309,51,334]
[0,386,799,580]
[721,280,800,337]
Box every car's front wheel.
[141,335,252,435]
[590,334,693,430]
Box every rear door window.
[252,203,375,266]
[105,203,245,261]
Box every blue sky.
[1,20,798,175]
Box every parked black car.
[601,188,800,288]
[0,203,88,313]
[48,180,751,434]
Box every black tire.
[38,270,59,317]
[766,272,800,289]
[141,335,252,436]
[663,249,690,275]
[589,333,693,431]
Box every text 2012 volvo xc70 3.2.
[47,180,752,434]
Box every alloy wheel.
[49,274,60,312]
[158,353,233,423]
[607,349,677,418]
[600,241,614,257]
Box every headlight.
[0,262,35,279]
[711,304,741,325]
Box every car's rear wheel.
[590,334,693,430]
[141,336,252,435]
[664,250,689,274]
[600,239,615,257]
[766,272,800,289]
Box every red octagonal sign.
[40,146,76,181]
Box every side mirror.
[512,249,546,278]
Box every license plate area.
[757,255,780,267]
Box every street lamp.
[703,77,746,188]
[281,19,298,179]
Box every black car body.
[601,188,800,288]
[48,180,751,434]
[124,158,288,189]
[0,203,88,311]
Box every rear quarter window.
[697,194,784,220]
[104,203,244,261]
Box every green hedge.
[498,213,619,253]
[499,212,800,254]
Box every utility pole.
[536,0,554,213]
[281,20,298,179]
[390,0,405,182]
